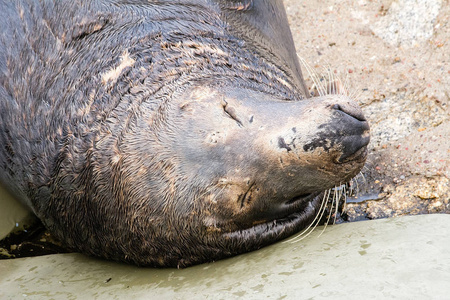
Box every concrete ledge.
[1,214,449,299]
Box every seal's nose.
[326,99,370,135]
[328,101,370,163]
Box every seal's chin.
[223,192,323,240]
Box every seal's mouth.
[285,193,315,205]
[224,192,323,239]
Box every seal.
[0,0,370,267]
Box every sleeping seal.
[0,0,370,267]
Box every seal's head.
[42,6,369,267]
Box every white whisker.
[286,189,330,243]
[298,56,326,96]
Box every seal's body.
[0,0,369,267]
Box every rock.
[371,0,443,47]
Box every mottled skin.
[0,0,370,267]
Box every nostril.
[331,102,366,122]
[332,104,341,111]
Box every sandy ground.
[284,0,449,220]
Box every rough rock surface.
[284,0,449,221]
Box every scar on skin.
[102,50,135,85]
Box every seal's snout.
[298,97,370,159]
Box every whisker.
[319,191,333,237]
[343,72,351,96]
[298,56,326,96]
[357,171,367,186]
[327,67,334,94]
[318,188,336,237]
[341,183,348,213]
[286,189,330,243]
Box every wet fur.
[0,0,369,267]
